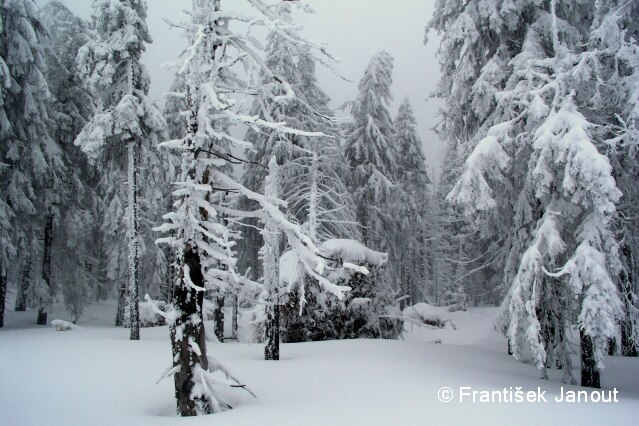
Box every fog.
[56,0,445,174]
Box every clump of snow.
[51,319,81,331]
[319,239,388,267]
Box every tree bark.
[580,330,600,388]
[128,138,140,341]
[0,268,6,327]
[265,304,280,360]
[37,214,54,325]
[172,246,210,416]
[231,294,238,340]
[619,244,638,357]
[115,281,126,326]
[14,254,31,311]
[213,294,224,342]
[263,158,281,360]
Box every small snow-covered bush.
[280,239,402,342]
[51,319,81,331]
[61,271,93,324]
[124,301,167,328]
[402,303,456,329]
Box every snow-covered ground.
[1,297,638,425]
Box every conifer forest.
[1,1,638,424]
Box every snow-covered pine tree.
[431,0,628,387]
[235,4,359,344]
[1,0,66,326]
[237,2,305,282]
[285,49,358,244]
[154,0,353,415]
[343,50,401,315]
[76,0,167,339]
[345,50,400,271]
[40,0,101,324]
[394,98,430,307]
[0,5,10,327]
[582,1,639,358]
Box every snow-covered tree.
[430,0,630,387]
[344,51,400,285]
[235,4,359,344]
[76,0,167,339]
[237,3,310,280]
[1,0,64,326]
[154,0,354,415]
[394,98,430,306]
[40,0,101,324]
[338,51,402,329]
[584,1,639,358]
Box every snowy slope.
[1,300,638,425]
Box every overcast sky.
[56,0,445,174]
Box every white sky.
[56,0,445,174]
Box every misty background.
[57,0,444,174]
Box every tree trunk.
[14,255,31,311]
[37,214,54,325]
[580,330,600,388]
[115,282,126,326]
[621,319,638,357]
[128,138,140,341]
[213,294,224,342]
[263,158,281,360]
[619,244,638,357]
[172,246,211,416]
[231,294,238,340]
[265,303,280,360]
[0,268,6,327]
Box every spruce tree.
[76,0,166,339]
[430,0,630,386]
[394,98,430,306]
[1,0,63,326]
[40,0,100,324]
[154,0,354,414]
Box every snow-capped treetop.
[395,98,429,183]
[346,51,397,182]
[77,0,152,107]
[41,1,96,145]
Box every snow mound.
[51,319,81,331]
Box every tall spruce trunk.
[0,268,6,327]
[14,254,31,311]
[37,214,54,325]
[580,330,600,388]
[128,138,140,340]
[172,245,210,416]
[126,59,140,341]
